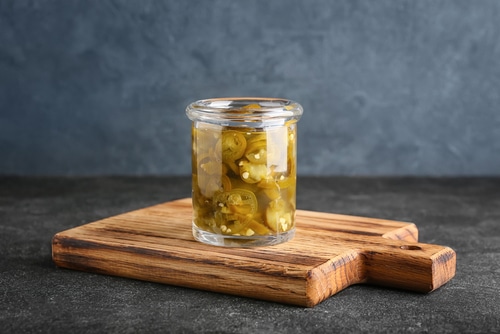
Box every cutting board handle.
[358,239,456,292]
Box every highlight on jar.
[186,98,303,247]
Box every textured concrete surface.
[1,1,500,176]
[1,177,499,333]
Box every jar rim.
[186,97,303,124]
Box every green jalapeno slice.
[218,131,247,163]
[239,160,268,184]
[213,189,258,216]
[245,139,267,164]
[265,198,293,232]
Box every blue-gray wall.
[1,0,499,176]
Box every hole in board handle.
[400,245,422,250]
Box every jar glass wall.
[186,98,303,247]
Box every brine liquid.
[191,121,297,245]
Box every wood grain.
[52,198,456,307]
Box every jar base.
[192,224,295,247]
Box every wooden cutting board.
[52,198,456,307]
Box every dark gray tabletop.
[1,177,499,333]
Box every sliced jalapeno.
[245,139,267,164]
[239,160,268,184]
[265,198,293,232]
[218,131,247,163]
[213,189,258,216]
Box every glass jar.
[186,97,303,247]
